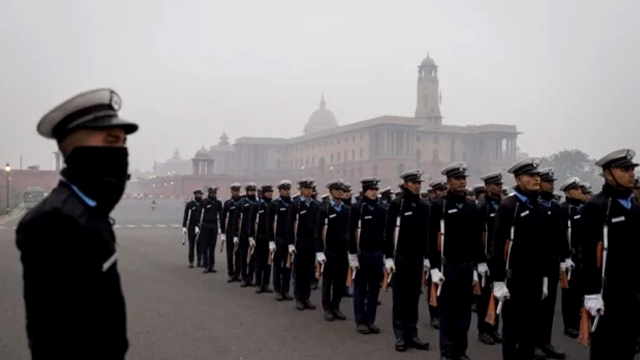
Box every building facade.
[132,54,519,198]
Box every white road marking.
[125,225,136,228]
[142,224,152,228]
[156,224,167,228]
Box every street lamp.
[5,163,10,213]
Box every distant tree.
[540,149,602,189]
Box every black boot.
[283,293,294,301]
[333,308,347,321]
[304,300,317,310]
[324,310,335,321]
[275,293,284,301]
[478,332,495,345]
[240,280,248,288]
[564,328,579,339]
[540,344,566,359]
[188,263,194,268]
[491,331,502,343]
[430,318,440,329]
[227,276,235,283]
[295,301,305,311]
[406,336,429,350]
[357,324,370,334]
[368,323,380,334]
[395,338,407,352]
[263,286,274,293]
[534,347,546,360]
[255,287,264,294]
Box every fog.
[1,0,638,171]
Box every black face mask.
[194,196,203,202]
[61,146,129,214]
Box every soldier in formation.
[385,169,431,352]
[196,187,223,273]
[236,183,259,287]
[182,189,203,267]
[268,180,294,301]
[428,162,485,360]
[251,184,274,293]
[425,177,448,329]
[221,183,242,282]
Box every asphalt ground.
[0,199,596,360]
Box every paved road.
[0,200,594,360]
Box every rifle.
[429,200,447,307]
[286,202,301,269]
[384,199,404,291]
[561,205,573,289]
[183,207,192,245]
[486,202,519,325]
[317,202,331,280]
[220,201,232,253]
[348,203,365,289]
[270,203,278,265]
[578,198,611,345]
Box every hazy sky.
[1,0,638,171]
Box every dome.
[303,95,338,135]
[194,145,210,159]
[420,54,436,67]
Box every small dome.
[194,146,210,159]
[420,54,436,67]
[304,95,338,135]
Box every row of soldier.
[181,150,640,360]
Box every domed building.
[192,146,214,176]
[303,96,339,135]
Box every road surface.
[0,199,594,360]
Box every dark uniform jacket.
[477,194,500,258]
[286,196,320,245]
[559,197,585,265]
[249,198,271,238]
[234,196,259,239]
[220,196,241,238]
[489,188,555,281]
[315,200,350,253]
[427,191,484,269]
[539,192,565,275]
[384,189,429,260]
[348,196,386,254]
[198,196,222,228]
[581,184,640,295]
[267,197,292,243]
[16,181,128,359]
[182,200,201,229]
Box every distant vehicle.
[23,187,47,210]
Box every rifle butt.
[485,295,497,325]
[285,253,292,269]
[382,271,390,292]
[560,270,569,289]
[428,282,438,307]
[578,306,591,346]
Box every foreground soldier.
[287,178,320,310]
[559,177,585,339]
[221,183,242,282]
[17,88,138,358]
[182,189,204,268]
[268,180,294,301]
[385,169,430,352]
[490,158,553,360]
[428,163,485,360]
[426,177,448,329]
[251,184,274,293]
[535,169,566,359]
[235,183,259,287]
[581,149,640,360]
[633,177,640,202]
[316,179,350,321]
[349,177,386,334]
[196,187,223,273]
[476,172,504,345]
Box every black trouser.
[501,274,543,360]
[426,275,440,320]
[537,269,559,346]
[590,288,640,360]
[272,238,291,295]
[254,235,271,288]
[353,250,383,325]
[226,232,241,277]
[321,249,349,310]
[439,261,474,359]
[239,235,252,282]
[200,225,218,270]
[477,275,499,334]
[561,268,582,331]
[187,228,197,264]
[392,254,423,340]
[293,239,314,303]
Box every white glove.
[493,281,510,300]
[560,261,567,272]
[288,244,296,254]
[430,269,445,284]
[233,237,239,245]
[473,270,479,285]
[542,277,548,300]
[385,258,395,273]
[249,237,256,248]
[269,241,276,252]
[423,258,431,272]
[220,234,226,242]
[564,258,575,271]
[348,254,360,270]
[194,226,200,235]
[315,252,326,264]
[584,294,605,317]
[182,227,187,235]
[477,262,490,277]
